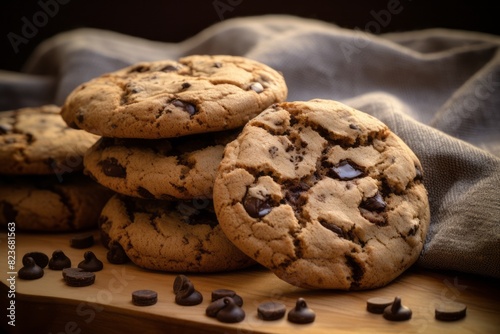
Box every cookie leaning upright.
[213,99,430,290]
[60,55,287,138]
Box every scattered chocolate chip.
[173,274,191,294]
[78,251,103,272]
[206,297,227,317]
[70,233,95,249]
[18,257,44,280]
[258,301,287,321]
[287,298,315,324]
[62,268,95,287]
[249,82,264,93]
[48,250,71,270]
[366,297,394,314]
[435,302,467,321]
[360,192,386,212]
[330,160,364,180]
[181,82,191,90]
[132,290,158,306]
[106,241,130,264]
[215,297,245,323]
[243,194,272,218]
[22,252,49,269]
[99,157,127,178]
[383,297,412,321]
[211,289,243,306]
[175,280,203,306]
[172,99,197,116]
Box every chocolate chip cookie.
[0,174,113,231]
[0,105,99,175]
[61,55,287,138]
[99,195,255,272]
[213,99,430,290]
[84,129,239,199]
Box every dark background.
[0,0,498,72]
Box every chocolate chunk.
[258,301,286,321]
[99,157,127,178]
[366,297,394,314]
[211,289,243,306]
[48,250,71,270]
[330,160,364,180]
[243,194,272,218]
[215,297,245,323]
[160,65,179,72]
[78,251,103,272]
[435,302,467,321]
[132,290,158,306]
[172,99,197,116]
[128,64,149,73]
[106,241,130,264]
[18,257,44,280]
[383,297,412,321]
[319,219,344,237]
[175,280,203,306]
[360,192,386,212]
[70,233,95,249]
[287,298,315,324]
[173,274,191,294]
[181,82,191,90]
[249,82,264,93]
[62,268,95,287]
[23,252,49,269]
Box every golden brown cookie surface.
[61,55,287,138]
[213,99,430,290]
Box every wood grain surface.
[1,231,499,334]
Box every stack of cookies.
[0,105,113,231]
[60,55,288,273]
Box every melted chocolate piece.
[173,274,191,294]
[18,257,44,280]
[287,298,316,324]
[330,160,364,180]
[360,192,386,212]
[243,194,272,218]
[172,99,197,116]
[99,158,127,178]
[78,251,103,272]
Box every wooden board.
[1,231,499,334]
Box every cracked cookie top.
[0,105,99,175]
[61,55,287,138]
[213,99,430,290]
